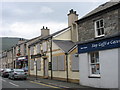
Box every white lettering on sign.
[18,57,26,60]
[81,47,88,50]
[92,39,120,48]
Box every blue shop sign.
[78,36,120,54]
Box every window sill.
[88,76,101,78]
[71,70,79,72]
[95,35,105,39]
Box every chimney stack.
[68,9,78,27]
[68,9,79,42]
[18,38,25,44]
[41,26,50,36]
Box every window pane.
[95,52,99,63]
[96,21,99,28]
[91,64,96,74]
[101,28,104,35]
[90,53,95,63]
[100,20,103,27]
[96,64,100,74]
[97,29,101,36]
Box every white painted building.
[78,34,120,89]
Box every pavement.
[28,76,109,90]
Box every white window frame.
[95,19,105,37]
[30,47,34,55]
[43,41,48,52]
[88,51,100,77]
[36,44,41,54]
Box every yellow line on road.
[30,81,61,89]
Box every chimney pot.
[74,11,76,14]
[70,9,74,13]
[68,9,78,26]
[43,26,45,29]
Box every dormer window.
[95,19,104,37]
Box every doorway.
[43,58,48,78]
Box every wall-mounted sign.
[18,57,26,60]
[78,36,120,54]
[17,56,28,61]
[31,54,41,59]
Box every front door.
[44,59,48,78]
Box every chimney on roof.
[68,9,78,27]
[68,9,79,42]
[41,26,50,36]
[18,38,25,44]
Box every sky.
[0,0,111,39]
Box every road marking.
[47,82,69,88]
[1,79,6,82]
[9,82,19,87]
[30,81,60,89]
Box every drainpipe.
[35,58,37,80]
[65,53,68,82]
[12,48,14,69]
[28,47,30,75]
[50,36,53,79]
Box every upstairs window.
[95,19,104,37]
[36,44,41,54]
[30,47,34,55]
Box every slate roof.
[77,1,120,23]
[29,26,71,47]
[53,40,76,53]
[1,37,25,51]
[42,26,71,40]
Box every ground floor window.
[89,51,100,77]
[52,55,65,71]
[37,58,41,71]
[71,54,79,71]
[30,59,34,70]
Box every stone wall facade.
[78,9,120,42]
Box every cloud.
[40,6,54,14]
[1,21,67,39]
[2,0,110,2]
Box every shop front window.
[89,52,100,77]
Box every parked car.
[1,68,12,78]
[8,69,27,80]
[0,69,4,76]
